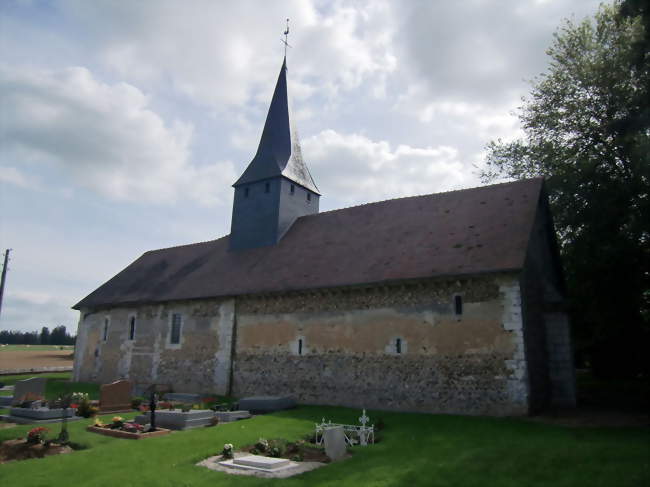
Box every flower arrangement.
[110,416,125,429]
[73,391,98,418]
[93,418,106,427]
[122,422,144,433]
[26,426,49,444]
[221,443,234,459]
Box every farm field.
[0,345,74,373]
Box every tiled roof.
[73,178,543,309]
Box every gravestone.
[99,379,133,413]
[11,377,47,405]
[322,425,346,461]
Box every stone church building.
[72,58,576,415]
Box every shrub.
[255,437,269,453]
[267,439,287,458]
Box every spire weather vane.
[282,18,292,57]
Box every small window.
[244,187,249,198]
[396,338,402,354]
[290,184,295,195]
[265,182,270,193]
[128,316,136,341]
[307,192,311,202]
[103,318,109,341]
[454,295,463,315]
[170,313,182,345]
[298,338,303,355]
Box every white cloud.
[0,166,37,189]
[0,65,236,205]
[304,129,478,207]
[59,0,396,108]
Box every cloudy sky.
[0,0,603,334]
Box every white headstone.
[322,425,346,461]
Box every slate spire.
[233,57,319,194]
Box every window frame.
[128,314,137,341]
[102,316,110,342]
[167,312,183,348]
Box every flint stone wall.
[232,274,530,415]
[73,298,235,395]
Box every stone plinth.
[214,410,251,423]
[2,407,82,425]
[233,455,290,470]
[134,409,215,430]
[163,393,203,403]
[238,396,295,414]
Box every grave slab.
[0,396,13,407]
[134,409,215,430]
[233,455,291,470]
[238,396,296,414]
[214,410,251,423]
[163,393,203,403]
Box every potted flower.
[221,443,234,459]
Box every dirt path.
[0,351,74,371]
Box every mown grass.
[0,405,647,487]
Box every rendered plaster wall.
[73,299,235,395]
[521,199,576,409]
[232,274,530,415]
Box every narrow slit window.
[265,182,270,193]
[396,338,402,354]
[103,318,109,341]
[244,187,249,198]
[307,192,311,202]
[129,316,136,341]
[170,313,182,345]
[298,338,303,355]
[290,184,295,195]
[454,295,463,315]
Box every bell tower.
[229,57,320,251]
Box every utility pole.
[0,249,11,320]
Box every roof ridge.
[307,177,543,218]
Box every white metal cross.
[358,409,370,426]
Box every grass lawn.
[0,345,74,352]
[0,372,100,400]
[0,405,647,487]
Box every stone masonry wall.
[73,298,235,395]
[232,274,530,415]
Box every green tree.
[482,2,649,378]
[40,326,50,345]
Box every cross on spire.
[282,18,292,57]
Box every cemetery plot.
[86,416,171,439]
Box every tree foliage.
[482,3,649,377]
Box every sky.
[0,0,604,334]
